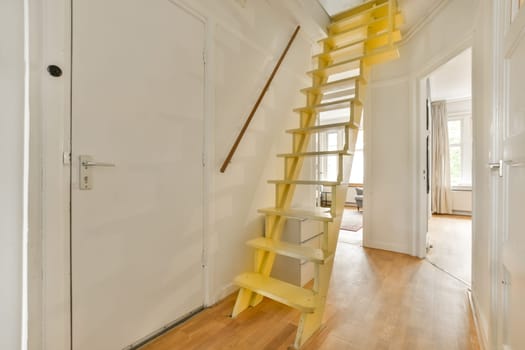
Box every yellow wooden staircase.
[231,1,403,348]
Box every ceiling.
[317,0,445,37]
[317,0,363,16]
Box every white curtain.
[431,101,452,214]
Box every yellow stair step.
[320,13,402,49]
[258,207,334,222]
[268,179,341,186]
[301,77,357,95]
[307,57,362,78]
[331,0,388,22]
[329,2,389,34]
[294,98,354,113]
[319,26,368,49]
[313,41,365,63]
[247,237,332,264]
[314,44,399,67]
[323,13,404,49]
[286,122,354,134]
[277,150,353,158]
[234,272,318,313]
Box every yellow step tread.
[319,16,392,46]
[294,98,355,113]
[268,179,341,186]
[277,150,353,158]
[331,0,388,22]
[258,207,334,222]
[286,122,354,134]
[307,57,362,78]
[247,237,331,264]
[301,77,358,95]
[234,272,318,313]
[329,3,389,33]
[316,30,401,59]
[314,43,398,64]
[319,27,368,48]
[325,13,404,45]
[320,88,360,103]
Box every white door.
[497,4,525,349]
[71,1,205,349]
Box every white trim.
[364,239,410,255]
[469,291,489,350]
[414,38,473,258]
[489,0,506,348]
[169,0,212,312]
[40,0,72,348]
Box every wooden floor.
[427,214,472,285]
[141,243,480,350]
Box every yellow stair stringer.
[231,1,402,348]
[231,56,330,318]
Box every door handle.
[488,160,503,177]
[79,155,115,190]
[81,160,116,167]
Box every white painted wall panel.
[365,0,476,256]
[365,79,412,253]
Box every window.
[325,131,340,180]
[447,114,472,187]
[317,112,364,184]
[349,129,364,184]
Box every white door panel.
[499,8,525,350]
[71,1,205,349]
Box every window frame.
[447,111,472,190]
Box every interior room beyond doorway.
[425,48,472,285]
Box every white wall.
[0,0,25,349]
[364,0,477,255]
[186,0,329,302]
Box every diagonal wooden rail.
[220,25,301,173]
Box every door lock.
[79,155,116,190]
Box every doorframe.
[37,1,212,349]
[414,37,473,258]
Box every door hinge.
[202,50,206,64]
[63,152,71,165]
[202,152,206,167]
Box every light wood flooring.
[427,214,472,285]
[141,243,480,350]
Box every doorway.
[424,48,473,285]
[70,1,206,349]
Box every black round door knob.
[47,65,63,77]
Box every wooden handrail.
[220,25,301,173]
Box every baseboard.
[215,282,238,304]
[468,291,489,350]
[362,239,410,255]
[452,210,472,216]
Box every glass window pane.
[448,120,461,145]
[326,155,337,180]
[449,145,461,185]
[327,132,338,151]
